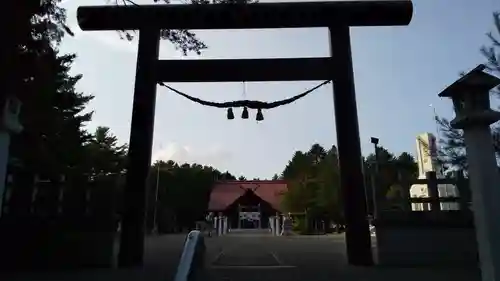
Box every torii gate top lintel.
[77,1,413,31]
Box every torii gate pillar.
[77,1,413,267]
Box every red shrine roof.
[208,180,288,211]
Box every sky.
[58,0,500,179]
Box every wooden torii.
[76,1,413,268]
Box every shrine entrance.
[238,204,261,229]
[76,1,413,268]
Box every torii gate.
[77,1,413,268]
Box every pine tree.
[10,51,94,174]
[9,5,94,174]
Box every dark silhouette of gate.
[76,0,413,268]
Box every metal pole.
[152,162,160,234]
[372,142,380,219]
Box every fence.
[0,170,120,270]
[373,171,478,266]
[195,215,228,236]
[375,171,473,223]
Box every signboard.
[239,211,260,221]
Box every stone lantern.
[438,64,500,281]
[440,64,500,129]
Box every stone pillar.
[462,125,500,281]
[438,64,500,281]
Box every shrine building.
[208,180,288,229]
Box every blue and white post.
[0,97,23,217]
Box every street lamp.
[438,64,500,281]
[370,137,380,220]
[152,162,174,235]
[152,162,161,234]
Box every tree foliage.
[280,145,341,227]
[10,26,93,175]
[84,127,128,178]
[110,0,259,55]
[279,143,418,233]
[146,160,236,232]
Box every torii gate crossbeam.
[77,1,413,268]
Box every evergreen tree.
[7,0,93,175]
[84,127,128,178]
[10,50,93,174]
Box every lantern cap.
[438,64,500,98]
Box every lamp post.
[152,162,161,234]
[438,64,500,281]
[152,161,174,235]
[370,137,380,220]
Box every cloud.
[152,143,233,169]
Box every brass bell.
[227,108,234,120]
[256,108,264,121]
[241,107,249,119]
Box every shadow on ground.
[1,233,481,281]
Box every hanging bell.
[227,108,234,120]
[256,108,264,121]
[241,107,249,119]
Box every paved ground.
[204,233,481,281]
[2,232,481,281]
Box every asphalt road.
[2,232,481,281]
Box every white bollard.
[217,216,223,236]
[275,215,281,236]
[223,216,228,235]
[214,216,219,236]
[269,217,275,234]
